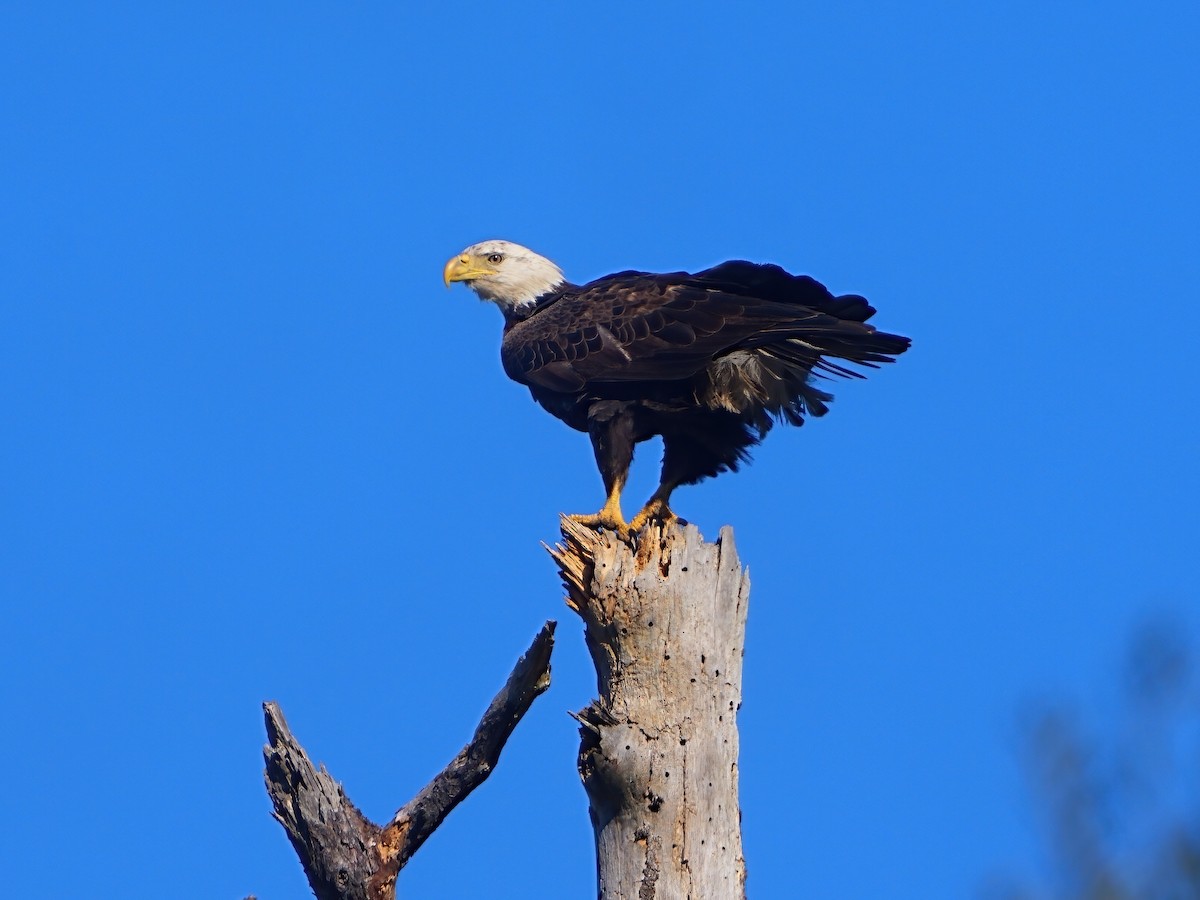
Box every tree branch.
[261,620,556,900]
[378,618,557,872]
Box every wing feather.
[501,267,908,393]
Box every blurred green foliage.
[989,619,1200,900]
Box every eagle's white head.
[443,240,566,312]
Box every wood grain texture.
[263,703,380,900]
[551,520,750,900]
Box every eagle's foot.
[568,500,632,537]
[629,498,679,534]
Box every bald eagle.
[445,240,910,535]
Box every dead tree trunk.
[551,519,750,900]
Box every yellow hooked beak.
[443,254,497,288]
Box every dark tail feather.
[759,324,909,426]
[818,329,912,367]
[765,326,911,377]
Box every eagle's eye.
[487,253,504,265]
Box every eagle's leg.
[569,407,634,534]
[630,434,686,531]
[629,426,736,533]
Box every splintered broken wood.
[260,621,555,900]
[550,519,750,900]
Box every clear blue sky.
[2,2,1197,897]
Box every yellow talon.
[568,486,631,536]
[629,496,679,534]
[568,510,632,535]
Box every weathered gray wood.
[261,621,555,900]
[262,702,381,900]
[551,519,750,900]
